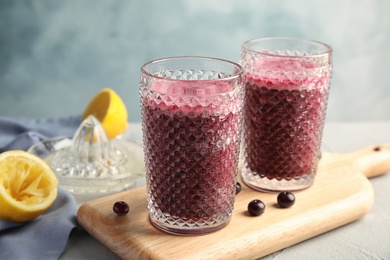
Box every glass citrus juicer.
[28,115,144,202]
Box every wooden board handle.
[324,143,390,179]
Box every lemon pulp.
[0,150,58,222]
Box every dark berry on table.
[247,199,265,216]
[113,201,129,216]
[235,182,242,195]
[373,146,381,152]
[277,192,295,208]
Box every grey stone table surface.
[60,122,390,260]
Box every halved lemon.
[0,150,58,222]
[82,88,128,139]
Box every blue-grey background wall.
[1,0,389,122]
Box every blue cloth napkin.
[0,116,81,152]
[0,116,81,259]
[0,189,78,260]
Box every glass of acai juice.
[139,56,244,235]
[240,37,332,192]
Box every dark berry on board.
[235,182,242,195]
[113,201,130,216]
[277,192,295,208]
[247,199,265,216]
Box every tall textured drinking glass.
[140,56,244,235]
[240,37,332,192]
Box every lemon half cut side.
[0,150,58,222]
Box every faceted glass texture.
[140,57,243,235]
[240,38,332,192]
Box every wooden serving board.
[77,144,390,260]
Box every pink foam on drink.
[151,80,234,95]
[246,59,327,91]
[148,80,240,115]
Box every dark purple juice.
[243,63,330,183]
[142,82,242,227]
